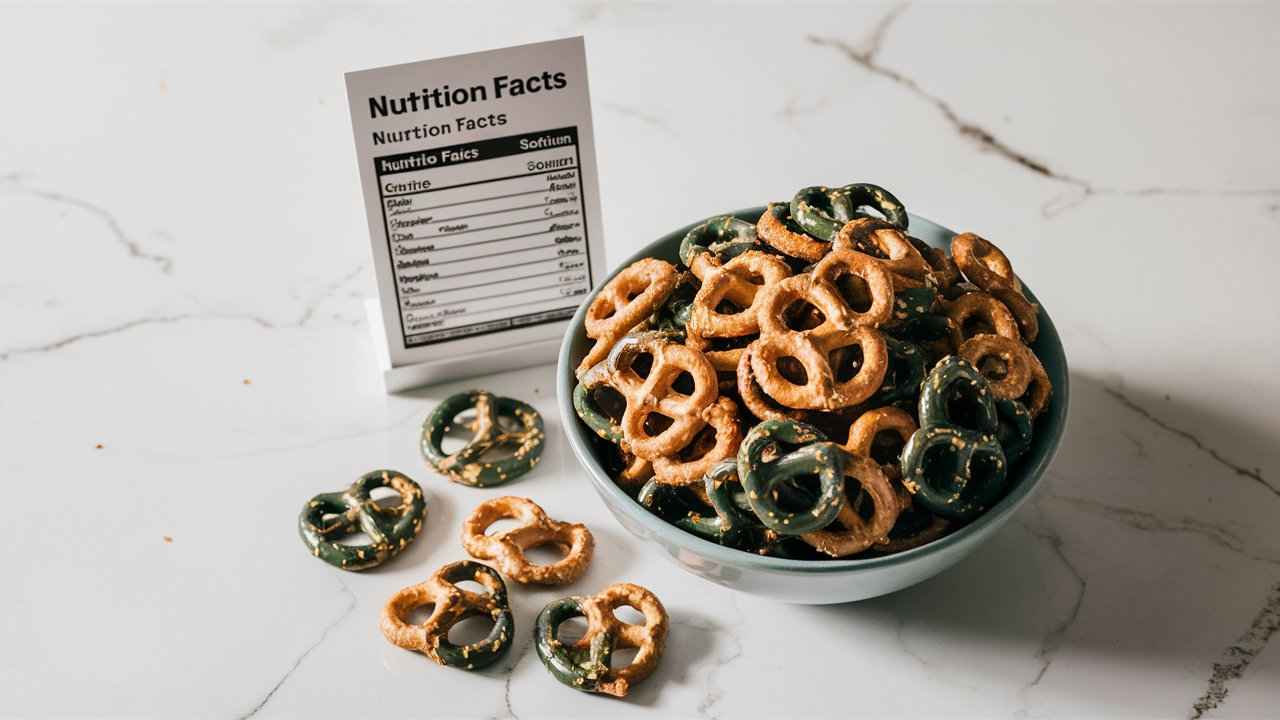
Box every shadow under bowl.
[556,208,1069,604]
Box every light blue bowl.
[556,208,1069,603]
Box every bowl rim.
[556,207,1070,575]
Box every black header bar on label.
[375,127,578,178]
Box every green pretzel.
[890,287,939,325]
[421,390,544,487]
[869,336,927,407]
[678,215,758,269]
[737,419,848,534]
[996,398,1034,463]
[298,469,426,571]
[536,596,613,693]
[790,183,909,241]
[573,362,624,444]
[637,469,808,557]
[900,357,1009,520]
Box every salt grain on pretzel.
[461,496,594,586]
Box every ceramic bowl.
[556,208,1069,604]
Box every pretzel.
[380,560,514,671]
[951,233,1039,342]
[579,258,678,375]
[791,184,909,241]
[650,396,742,486]
[750,273,889,410]
[685,249,791,372]
[832,218,930,289]
[996,398,1035,463]
[617,452,655,488]
[810,248,896,327]
[901,357,1009,520]
[421,390,544,487]
[735,342,812,422]
[737,419,848,533]
[757,202,830,261]
[461,496,594,586]
[943,291,1020,342]
[845,406,918,480]
[800,451,901,557]
[534,583,669,697]
[607,332,720,461]
[298,470,426,571]
[679,215,759,280]
[908,235,962,290]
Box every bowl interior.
[557,207,1069,574]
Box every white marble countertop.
[4,2,1279,718]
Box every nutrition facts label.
[375,127,594,347]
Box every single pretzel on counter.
[534,583,669,697]
[951,233,1039,342]
[579,257,678,376]
[461,497,594,586]
[421,390,544,487]
[298,470,426,571]
[380,560,514,671]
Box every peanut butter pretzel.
[757,202,830,261]
[578,258,678,376]
[832,218,929,288]
[951,233,1039,342]
[608,332,720,461]
[461,496,594,586]
[534,583,669,697]
[801,452,901,557]
[380,560,514,671]
[943,291,1020,342]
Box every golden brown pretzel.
[810,249,896,328]
[608,333,720,461]
[958,333,1034,401]
[579,258,678,376]
[650,396,742,485]
[943,291,1020,342]
[833,218,930,290]
[735,341,812,422]
[686,250,791,372]
[951,233,1039,342]
[800,453,901,557]
[461,496,594,586]
[845,406,918,481]
[750,274,890,410]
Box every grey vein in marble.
[1017,515,1087,693]
[297,263,367,327]
[600,101,678,137]
[0,312,276,362]
[805,7,1280,218]
[238,578,357,719]
[1104,387,1277,499]
[2,175,174,274]
[678,595,745,720]
[1190,580,1280,719]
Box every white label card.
[346,37,605,369]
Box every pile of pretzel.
[573,183,1051,558]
